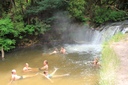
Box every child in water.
[23,63,32,72]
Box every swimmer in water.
[23,63,32,72]
[60,47,66,54]
[40,67,69,83]
[28,60,48,72]
[8,69,38,85]
[49,48,59,55]
[92,57,101,68]
[39,60,48,74]
[86,57,100,67]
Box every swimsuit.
[12,74,23,80]
[19,76,23,79]
[23,67,28,71]
[38,68,42,71]
[47,74,52,78]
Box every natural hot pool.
[0,45,99,85]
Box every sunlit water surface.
[0,45,99,85]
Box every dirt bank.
[112,35,128,85]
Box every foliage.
[100,45,119,85]
[0,0,127,52]
[0,0,52,52]
[24,18,50,35]
[25,0,65,34]
[26,0,64,15]
[67,0,86,21]
[93,6,127,24]
[0,16,17,51]
[67,0,128,24]
[0,38,15,51]
[110,32,125,42]
[10,0,50,40]
[12,14,25,34]
[1,0,128,25]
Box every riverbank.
[99,43,119,85]
[111,34,128,85]
[99,33,127,85]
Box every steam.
[52,12,125,54]
[52,12,102,54]
[53,12,101,44]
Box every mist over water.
[1,12,127,85]
[53,12,102,55]
[53,12,127,55]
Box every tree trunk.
[1,47,5,61]
[10,0,16,8]
[20,0,24,15]
[26,0,28,3]
[31,0,34,5]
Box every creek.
[0,20,128,85]
[0,46,99,85]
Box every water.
[0,45,99,85]
[64,44,102,55]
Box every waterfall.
[100,25,121,43]
[64,20,128,54]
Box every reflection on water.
[0,45,99,85]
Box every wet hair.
[44,60,48,64]
[12,69,16,74]
[54,48,58,51]
[94,58,98,64]
[26,63,29,66]
[44,71,47,74]
[61,47,64,49]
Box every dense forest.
[0,0,128,60]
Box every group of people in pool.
[9,60,69,85]
[9,47,100,85]
[49,47,66,55]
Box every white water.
[65,44,101,54]
[62,20,128,54]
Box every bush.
[93,6,127,24]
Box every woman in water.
[40,67,69,83]
[8,69,38,85]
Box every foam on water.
[64,44,102,55]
